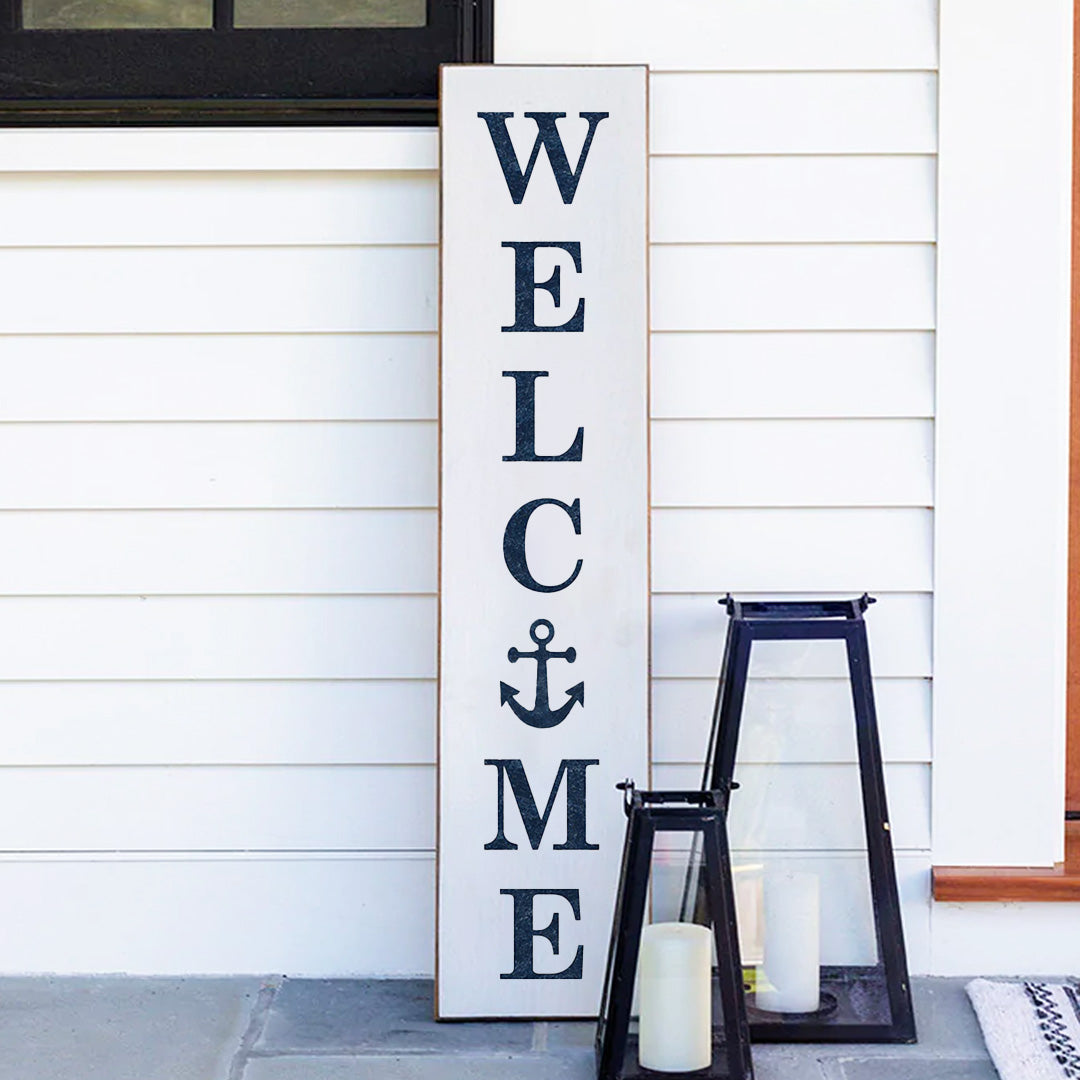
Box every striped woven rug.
[968,978,1080,1080]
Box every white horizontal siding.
[652,244,936,331]
[0,510,436,594]
[0,247,437,333]
[0,765,433,852]
[651,73,937,155]
[0,853,436,976]
[652,510,933,592]
[651,333,934,420]
[0,129,441,173]
[0,680,436,766]
[652,420,933,507]
[652,156,936,243]
[0,423,436,509]
[0,172,439,247]
[0,596,434,680]
[496,0,939,72]
[0,334,437,422]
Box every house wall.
[0,0,1067,977]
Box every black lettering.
[501,241,585,333]
[477,111,609,204]
[484,758,599,851]
[500,888,584,980]
[502,371,583,462]
[502,497,582,593]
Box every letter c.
[502,498,582,593]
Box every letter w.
[477,112,609,204]
[484,758,599,851]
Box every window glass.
[234,0,425,28]
[23,0,212,28]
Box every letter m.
[484,758,599,851]
[477,112,609,204]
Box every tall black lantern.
[692,595,916,1043]
[596,783,754,1080]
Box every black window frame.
[0,0,492,125]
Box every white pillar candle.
[638,921,712,1073]
[756,871,820,1014]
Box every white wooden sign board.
[438,65,650,1019]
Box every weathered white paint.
[933,0,1073,867]
[438,65,649,1018]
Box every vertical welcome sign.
[438,66,649,1019]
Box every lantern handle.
[615,781,739,816]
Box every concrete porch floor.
[0,976,996,1080]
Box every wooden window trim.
[933,822,1080,902]
[932,0,1080,902]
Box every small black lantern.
[596,783,754,1080]
[692,595,916,1043]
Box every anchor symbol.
[500,619,585,729]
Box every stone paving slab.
[257,979,534,1053]
[244,977,995,1080]
[820,1058,999,1080]
[243,1048,995,1080]
[245,1053,594,1080]
[0,976,260,1080]
[0,974,995,1080]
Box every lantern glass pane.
[636,831,720,1074]
[725,638,889,1028]
[598,807,751,1080]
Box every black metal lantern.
[596,783,754,1080]
[692,595,916,1043]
